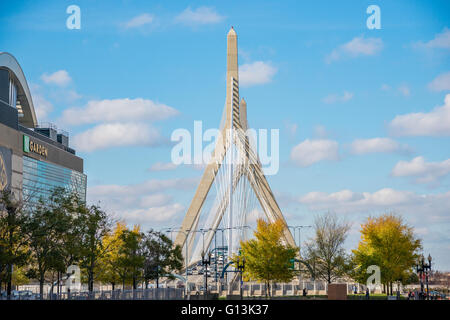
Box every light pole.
[236,256,246,300]
[166,227,190,297]
[416,254,432,300]
[162,227,176,243]
[288,225,312,257]
[201,251,211,299]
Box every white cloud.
[72,122,165,152]
[123,13,154,29]
[89,178,198,198]
[326,36,383,63]
[391,156,450,185]
[350,138,410,155]
[139,193,173,207]
[416,28,450,49]
[149,162,178,172]
[322,91,353,104]
[30,86,53,120]
[389,94,450,136]
[398,84,410,97]
[299,188,450,222]
[122,204,185,224]
[87,177,199,226]
[313,125,331,139]
[239,61,277,87]
[428,72,450,92]
[284,122,298,137]
[381,83,411,96]
[290,139,339,167]
[175,7,224,25]
[41,70,71,86]
[60,98,179,125]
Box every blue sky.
[1,0,450,269]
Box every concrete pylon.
[174,27,295,266]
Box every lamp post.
[288,225,312,257]
[416,254,432,300]
[164,227,190,296]
[201,251,211,300]
[236,256,246,300]
[162,227,176,242]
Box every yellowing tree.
[238,218,297,297]
[96,222,128,290]
[352,213,421,295]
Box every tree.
[304,212,351,283]
[77,203,112,292]
[351,213,421,295]
[238,218,297,297]
[96,222,127,290]
[141,230,183,288]
[45,187,83,294]
[26,196,68,298]
[0,189,30,299]
[117,226,144,290]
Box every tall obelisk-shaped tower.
[175,27,296,268]
[225,27,240,129]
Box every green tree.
[45,187,83,294]
[351,213,421,295]
[77,203,112,292]
[304,212,351,283]
[117,226,144,290]
[26,197,68,297]
[0,189,30,299]
[141,230,183,288]
[238,218,297,297]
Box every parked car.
[18,290,33,299]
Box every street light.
[164,227,190,296]
[201,251,211,300]
[161,227,176,243]
[236,256,246,300]
[288,225,312,257]
[416,254,432,300]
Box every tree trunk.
[89,256,95,292]
[6,264,12,300]
[39,273,45,300]
[112,282,115,291]
[88,271,94,292]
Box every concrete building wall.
[0,122,83,173]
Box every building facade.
[0,52,86,204]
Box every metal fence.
[1,288,185,301]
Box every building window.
[9,78,17,108]
[22,156,87,204]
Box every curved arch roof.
[0,52,37,128]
